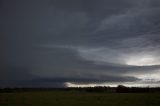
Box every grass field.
[0,91,160,106]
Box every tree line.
[1,85,160,93]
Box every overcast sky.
[1,0,160,88]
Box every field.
[0,91,160,106]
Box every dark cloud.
[1,0,160,87]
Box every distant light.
[65,82,160,88]
[126,55,160,66]
[136,73,160,82]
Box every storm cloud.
[1,0,160,87]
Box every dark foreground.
[0,91,160,106]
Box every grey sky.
[1,0,160,87]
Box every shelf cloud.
[1,0,160,87]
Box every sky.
[1,0,160,88]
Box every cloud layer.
[1,0,160,87]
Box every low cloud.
[1,0,160,87]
